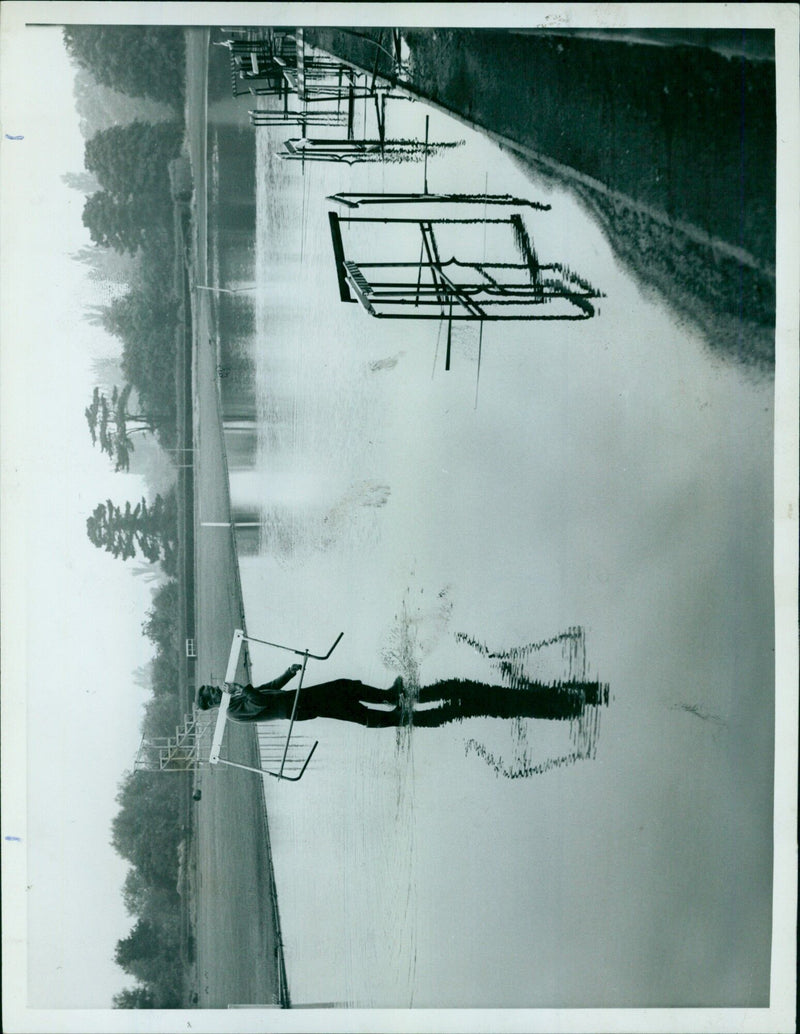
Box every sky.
[1,3,798,1033]
[1,18,160,1010]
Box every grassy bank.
[307,27,776,368]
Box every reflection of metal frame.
[209,629,344,782]
[281,137,461,165]
[225,29,344,97]
[328,192,552,211]
[235,28,405,143]
[328,211,602,323]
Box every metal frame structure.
[208,628,344,782]
[249,77,402,141]
[249,110,348,129]
[328,210,602,323]
[135,711,212,772]
[238,28,408,143]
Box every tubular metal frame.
[209,629,343,782]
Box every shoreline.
[181,26,287,1009]
[307,27,776,368]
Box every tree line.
[110,581,187,1009]
[64,25,192,1009]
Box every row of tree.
[82,120,183,254]
[63,25,185,108]
[64,25,192,1009]
[110,580,187,1010]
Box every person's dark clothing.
[227,671,400,725]
[227,673,606,728]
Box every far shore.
[181,26,287,1010]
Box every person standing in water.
[196,665,608,727]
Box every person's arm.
[249,663,302,693]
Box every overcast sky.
[1,18,159,1009]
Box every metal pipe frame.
[328,192,552,210]
[208,629,343,782]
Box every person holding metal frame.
[197,668,404,727]
[196,669,607,728]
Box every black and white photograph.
[1,3,797,1032]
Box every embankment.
[181,26,288,1009]
[307,27,776,369]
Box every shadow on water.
[216,294,257,422]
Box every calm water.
[209,93,774,1007]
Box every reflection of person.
[197,666,608,728]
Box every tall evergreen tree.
[114,919,162,983]
[86,494,176,566]
[82,191,148,254]
[84,121,182,200]
[63,26,185,107]
[85,384,163,472]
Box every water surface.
[211,91,773,1008]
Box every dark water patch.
[216,294,257,420]
[520,161,776,371]
[217,292,255,343]
[207,29,237,101]
[223,425,258,469]
[216,200,257,235]
[218,376,256,422]
[216,235,255,283]
[213,125,256,207]
[231,506,261,556]
[209,123,257,282]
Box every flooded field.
[198,57,775,1007]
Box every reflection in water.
[404,676,607,724]
[377,589,609,775]
[207,31,774,1002]
[201,670,607,727]
[453,626,608,778]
